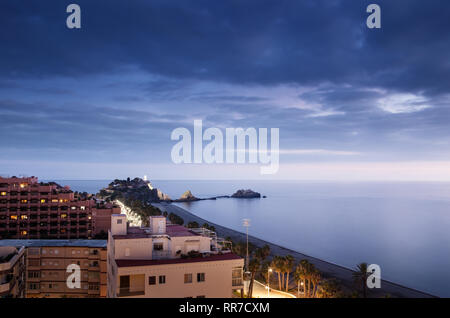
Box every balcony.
[152,250,171,260]
[0,280,12,294]
[232,278,243,287]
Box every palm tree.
[317,279,342,298]
[353,262,369,298]
[310,267,321,298]
[248,258,261,298]
[296,260,309,297]
[255,244,271,261]
[270,256,284,290]
[294,263,306,297]
[284,255,294,292]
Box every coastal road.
[153,202,436,298]
[251,281,296,298]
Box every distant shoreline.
[153,202,437,298]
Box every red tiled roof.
[115,253,242,267]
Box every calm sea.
[54,180,450,297]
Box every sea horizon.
[54,179,450,297]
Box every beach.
[153,202,436,298]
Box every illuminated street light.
[242,218,250,271]
[267,268,273,297]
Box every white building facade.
[107,214,244,298]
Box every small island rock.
[231,189,261,198]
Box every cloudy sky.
[1,0,450,180]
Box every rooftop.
[0,239,107,248]
[113,224,201,239]
[115,253,242,267]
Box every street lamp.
[267,268,273,297]
[297,281,304,298]
[242,219,250,271]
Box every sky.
[1,0,450,180]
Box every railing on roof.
[189,228,232,254]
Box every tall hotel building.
[108,215,244,298]
[0,245,26,298]
[0,176,120,240]
[0,240,107,298]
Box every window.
[197,273,205,282]
[0,192,6,196]
[159,275,166,284]
[184,273,192,284]
[10,215,18,220]
[21,199,28,203]
[28,271,40,278]
[90,261,99,267]
[117,219,122,224]
[28,283,40,290]
[20,215,28,220]
[28,248,40,256]
[125,248,130,257]
[148,276,156,285]
[153,243,163,251]
[197,295,206,298]
[232,267,243,287]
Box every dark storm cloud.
[2,0,450,174]
[1,0,449,96]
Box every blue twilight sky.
[1,0,450,180]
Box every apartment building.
[0,246,26,298]
[0,176,120,239]
[107,214,244,298]
[0,240,107,298]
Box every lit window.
[61,214,67,219]
[21,230,27,235]
[10,215,18,220]
[80,206,85,210]
[52,199,58,203]
[21,199,28,203]
[71,206,76,210]
[0,192,6,196]
[40,199,46,203]
[20,183,27,188]
[21,215,28,220]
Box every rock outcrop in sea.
[174,190,200,202]
[231,189,261,198]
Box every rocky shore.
[153,202,436,298]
